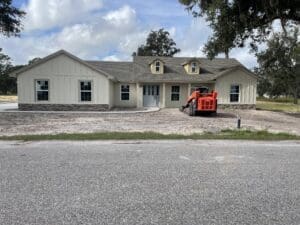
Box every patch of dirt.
[0,109,299,136]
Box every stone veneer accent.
[218,104,256,109]
[19,104,109,111]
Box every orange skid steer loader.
[180,89,218,116]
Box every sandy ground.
[0,108,299,136]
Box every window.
[171,86,180,101]
[191,62,197,73]
[121,84,130,100]
[230,85,240,102]
[155,61,160,72]
[80,81,92,102]
[35,80,49,101]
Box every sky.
[1,0,258,68]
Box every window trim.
[155,61,160,73]
[35,79,49,102]
[171,85,180,101]
[230,84,240,103]
[79,80,93,103]
[191,62,197,73]
[120,84,130,101]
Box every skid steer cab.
[180,88,218,116]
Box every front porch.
[136,83,216,108]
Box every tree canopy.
[255,28,299,103]
[0,0,26,37]
[133,29,181,57]
[179,0,300,58]
[0,48,17,94]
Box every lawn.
[0,130,299,141]
[0,95,17,103]
[256,100,300,113]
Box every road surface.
[0,140,299,225]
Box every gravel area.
[0,108,299,136]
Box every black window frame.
[171,85,180,101]
[121,84,130,101]
[155,61,160,72]
[191,62,197,73]
[79,80,92,102]
[35,79,49,101]
[230,84,240,103]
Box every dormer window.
[182,59,200,74]
[155,61,160,72]
[191,62,197,73]
[150,59,164,74]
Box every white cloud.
[23,0,103,31]
[103,5,136,27]
[1,1,260,69]
[176,18,211,57]
[102,55,121,61]
[1,4,148,64]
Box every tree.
[255,28,299,103]
[28,57,42,65]
[202,0,236,59]
[0,0,26,37]
[133,29,180,57]
[179,0,300,56]
[0,48,16,94]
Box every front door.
[143,85,160,107]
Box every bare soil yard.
[0,109,299,136]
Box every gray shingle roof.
[85,56,245,83]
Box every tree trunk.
[225,48,229,59]
[293,88,298,104]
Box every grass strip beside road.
[0,130,299,141]
[256,100,300,113]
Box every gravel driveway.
[0,108,299,136]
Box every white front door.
[143,85,160,107]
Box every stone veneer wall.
[218,104,256,109]
[19,104,109,111]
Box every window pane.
[121,85,129,92]
[230,85,239,94]
[81,81,91,91]
[81,92,91,101]
[230,94,239,102]
[172,86,180,93]
[155,61,160,72]
[36,80,48,91]
[121,93,129,100]
[171,94,180,101]
[37,91,48,101]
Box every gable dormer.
[182,59,200,74]
[149,59,164,74]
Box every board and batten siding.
[215,69,257,105]
[164,84,188,108]
[113,83,137,108]
[17,54,112,105]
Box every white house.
[10,50,257,111]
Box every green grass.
[257,96,300,103]
[256,100,300,113]
[0,130,299,141]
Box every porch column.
[161,83,166,108]
[188,83,191,96]
[136,83,143,108]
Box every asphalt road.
[0,140,299,225]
